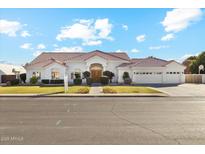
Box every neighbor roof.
[26,50,130,68]
[0,64,26,75]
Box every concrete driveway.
[157,84,205,97]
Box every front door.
[91,70,102,83]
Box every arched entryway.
[90,63,103,83]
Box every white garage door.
[133,72,163,84]
[165,72,181,83]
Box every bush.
[123,72,130,80]
[100,76,109,85]
[86,77,92,85]
[75,72,81,79]
[10,79,20,86]
[30,76,38,84]
[50,79,64,84]
[20,73,26,83]
[103,87,117,93]
[74,78,82,85]
[41,79,50,84]
[103,71,115,83]
[76,87,90,94]
[124,78,132,84]
[83,71,90,79]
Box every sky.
[0,8,205,65]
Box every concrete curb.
[0,93,168,97]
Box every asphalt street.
[1,96,205,144]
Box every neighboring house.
[25,50,186,84]
[0,63,26,83]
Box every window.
[32,72,41,79]
[156,72,162,75]
[51,71,60,79]
[166,72,169,74]
[177,72,180,74]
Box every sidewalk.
[89,86,103,94]
[0,93,168,97]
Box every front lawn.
[0,86,90,94]
[103,86,161,93]
[66,86,90,94]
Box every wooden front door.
[91,70,102,83]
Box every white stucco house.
[25,50,186,84]
[0,63,26,83]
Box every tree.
[20,73,26,83]
[182,56,197,74]
[189,52,205,74]
[122,72,130,80]
[122,72,132,84]
[103,71,115,83]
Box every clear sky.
[0,8,205,65]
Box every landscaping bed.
[0,86,90,94]
[103,86,161,93]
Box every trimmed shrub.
[75,72,81,79]
[124,78,132,85]
[74,78,82,85]
[30,76,38,84]
[50,79,64,84]
[100,76,109,85]
[10,79,20,86]
[123,72,130,80]
[103,87,117,93]
[76,87,90,94]
[86,77,92,85]
[83,71,90,79]
[20,73,26,83]
[41,79,50,84]
[103,71,115,83]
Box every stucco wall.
[118,62,185,84]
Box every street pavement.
[1,96,205,144]
[157,84,205,96]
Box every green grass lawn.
[103,86,161,93]
[0,86,90,94]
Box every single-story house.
[0,63,26,83]
[25,50,186,84]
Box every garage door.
[165,72,181,83]
[133,72,163,84]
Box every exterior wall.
[43,63,66,80]
[106,61,127,82]
[66,61,87,83]
[25,55,185,84]
[0,70,4,83]
[26,63,66,82]
[26,68,43,82]
[117,68,132,83]
[118,62,185,84]
[164,62,185,84]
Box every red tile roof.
[118,57,181,68]
[26,50,130,68]
[25,51,182,68]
